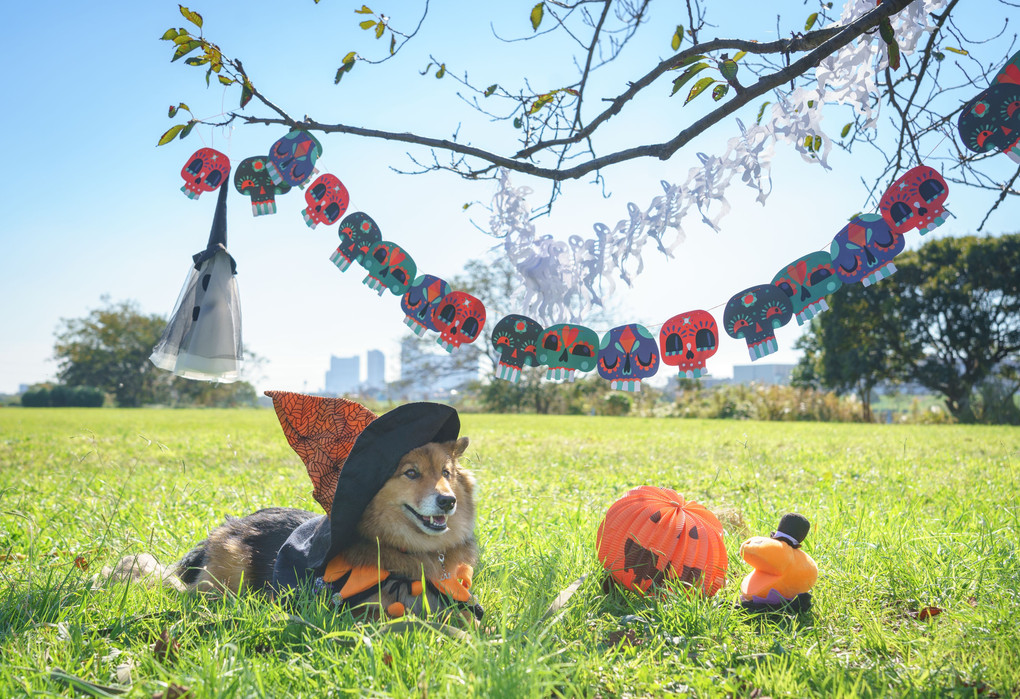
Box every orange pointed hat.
[265,390,377,515]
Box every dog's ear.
[452,436,470,459]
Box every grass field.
[1,408,1018,698]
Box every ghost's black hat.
[770,513,810,549]
[271,401,460,590]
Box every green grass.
[1,408,1019,697]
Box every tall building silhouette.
[366,349,385,388]
[325,355,360,394]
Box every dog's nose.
[436,494,456,512]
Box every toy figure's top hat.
[771,513,810,549]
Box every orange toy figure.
[739,513,817,613]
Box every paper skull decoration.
[596,486,727,597]
[771,251,842,326]
[659,310,718,379]
[491,314,543,383]
[234,156,291,216]
[360,241,417,297]
[830,213,904,287]
[958,83,1020,160]
[180,148,230,200]
[330,212,382,272]
[432,291,486,353]
[536,323,599,381]
[723,284,794,360]
[400,274,451,336]
[597,324,660,392]
[878,165,950,236]
[301,174,349,229]
[996,49,1020,86]
[266,130,323,188]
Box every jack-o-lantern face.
[597,486,727,597]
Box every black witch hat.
[271,401,460,591]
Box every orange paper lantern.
[596,486,727,596]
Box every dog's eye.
[403,468,420,479]
[442,468,451,478]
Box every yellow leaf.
[685,77,715,104]
[530,2,544,31]
[158,124,185,146]
[359,20,376,30]
[375,21,385,39]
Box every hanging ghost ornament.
[723,284,793,361]
[266,130,323,188]
[432,291,486,353]
[491,314,543,383]
[359,241,416,296]
[301,174,349,228]
[536,323,599,381]
[597,324,660,392]
[180,148,230,200]
[659,310,718,379]
[400,274,451,337]
[234,156,291,216]
[830,214,904,287]
[330,212,382,272]
[878,166,950,236]
[150,180,243,382]
[771,251,842,326]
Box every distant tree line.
[21,385,105,408]
[48,297,260,408]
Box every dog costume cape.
[265,391,479,618]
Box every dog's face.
[358,437,475,553]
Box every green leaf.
[484,84,498,97]
[179,5,202,29]
[934,51,945,62]
[670,63,709,96]
[671,25,683,51]
[180,120,197,140]
[355,5,373,13]
[359,20,376,30]
[375,21,385,39]
[161,28,179,41]
[342,51,357,65]
[513,116,522,129]
[712,83,729,101]
[530,2,544,31]
[813,135,822,152]
[685,77,715,105]
[240,80,253,108]
[218,75,233,86]
[435,63,446,79]
[945,46,968,56]
[173,33,194,45]
[756,101,771,125]
[720,59,738,81]
[670,53,707,70]
[733,51,747,62]
[390,34,396,55]
[527,92,556,115]
[462,203,471,210]
[887,39,901,70]
[840,122,852,138]
[805,12,818,32]
[879,18,894,44]
[168,105,178,118]
[184,56,206,66]
[157,124,185,146]
[205,66,211,86]
[171,40,201,62]
[334,62,354,84]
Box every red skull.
[301,174,349,229]
[658,310,718,379]
[878,165,950,236]
[180,148,230,200]
[432,291,486,353]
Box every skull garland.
[659,310,718,379]
[400,274,451,337]
[830,214,904,287]
[301,174,349,229]
[723,284,794,360]
[996,49,1020,86]
[330,212,382,272]
[234,156,291,216]
[266,130,323,188]
[181,148,230,200]
[491,314,544,383]
[771,251,842,326]
[597,324,660,392]
[878,166,951,236]
[360,241,417,297]
[432,291,487,353]
[536,324,599,382]
[957,83,1020,161]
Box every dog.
[106,436,479,620]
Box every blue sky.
[1,1,1015,396]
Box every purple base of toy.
[861,262,897,287]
